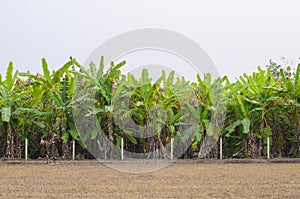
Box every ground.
[0,159,300,198]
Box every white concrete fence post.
[220,137,223,160]
[121,138,124,160]
[25,138,28,161]
[72,139,75,161]
[171,138,174,160]
[267,137,270,159]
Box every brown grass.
[0,160,300,198]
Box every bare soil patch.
[0,160,300,198]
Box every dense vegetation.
[0,57,299,160]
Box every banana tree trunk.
[297,111,300,157]
[247,128,257,158]
[270,112,278,157]
[107,113,114,158]
[0,127,6,157]
[258,120,265,158]
[5,122,14,158]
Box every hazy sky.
[0,0,299,81]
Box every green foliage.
[1,107,11,122]
[42,58,51,83]
[0,57,299,159]
[5,61,15,91]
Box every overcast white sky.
[0,0,299,81]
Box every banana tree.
[106,68,161,157]
[0,62,23,158]
[224,80,255,158]
[279,64,300,156]
[73,57,127,158]
[19,58,77,158]
[189,73,227,158]
[226,67,284,158]
[158,70,195,158]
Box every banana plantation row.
[0,57,299,160]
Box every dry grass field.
[0,160,300,198]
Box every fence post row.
[22,136,272,161]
